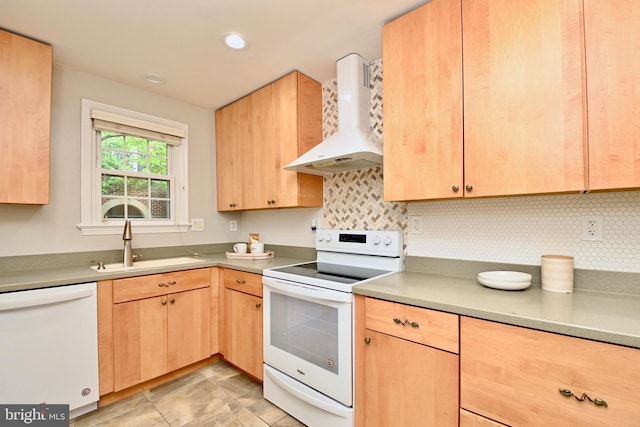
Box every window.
[78,99,189,235]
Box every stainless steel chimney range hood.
[285,53,382,176]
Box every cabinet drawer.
[223,269,262,297]
[113,268,210,303]
[461,317,640,427]
[364,297,459,354]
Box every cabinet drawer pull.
[452,185,459,192]
[235,279,246,284]
[256,302,261,308]
[364,337,371,345]
[559,388,608,408]
[229,203,237,208]
[170,298,175,304]
[168,281,176,286]
[158,283,167,287]
[465,184,473,192]
[392,318,420,328]
[161,299,167,305]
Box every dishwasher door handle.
[0,288,94,311]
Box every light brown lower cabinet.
[461,317,640,427]
[355,296,459,427]
[111,269,211,391]
[221,269,263,381]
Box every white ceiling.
[0,0,424,110]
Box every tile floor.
[71,361,307,427]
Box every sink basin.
[91,256,205,272]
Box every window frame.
[77,99,190,235]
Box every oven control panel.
[316,229,402,257]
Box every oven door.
[263,276,353,406]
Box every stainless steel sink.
[90,256,205,272]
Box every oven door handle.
[263,278,352,303]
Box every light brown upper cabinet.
[216,95,252,210]
[463,0,585,198]
[0,30,52,204]
[382,0,463,201]
[215,71,323,211]
[383,0,586,201]
[584,1,640,191]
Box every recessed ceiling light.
[223,32,248,50]
[142,73,166,85]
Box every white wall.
[0,65,240,257]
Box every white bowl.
[478,271,532,291]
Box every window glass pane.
[150,179,169,198]
[149,141,167,157]
[150,199,170,219]
[127,177,149,197]
[102,174,125,196]
[149,156,168,175]
[98,126,171,221]
[128,198,149,218]
[102,196,125,218]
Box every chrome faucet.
[123,220,133,267]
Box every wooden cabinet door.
[361,329,458,426]
[224,288,263,380]
[461,317,640,427]
[584,1,640,191]
[249,83,276,209]
[382,0,463,201]
[167,287,211,372]
[462,0,585,197]
[215,95,251,210]
[0,30,52,204]
[113,296,167,391]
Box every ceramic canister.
[541,255,574,293]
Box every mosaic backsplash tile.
[323,59,407,232]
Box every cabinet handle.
[161,299,167,305]
[256,302,261,308]
[364,337,371,345]
[465,184,473,192]
[235,279,246,284]
[168,281,176,286]
[559,388,608,408]
[170,298,175,304]
[158,282,166,287]
[393,318,419,328]
[267,199,276,205]
[452,185,459,192]
[229,203,237,208]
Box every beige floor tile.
[153,377,233,426]
[71,393,151,427]
[271,415,307,427]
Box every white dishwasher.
[0,282,99,418]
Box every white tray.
[225,250,274,260]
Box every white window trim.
[77,99,190,235]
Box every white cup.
[233,243,248,253]
[250,242,264,254]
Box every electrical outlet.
[229,220,238,231]
[581,215,603,241]
[409,216,424,234]
[191,218,204,231]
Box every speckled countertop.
[353,271,640,349]
[0,252,307,293]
